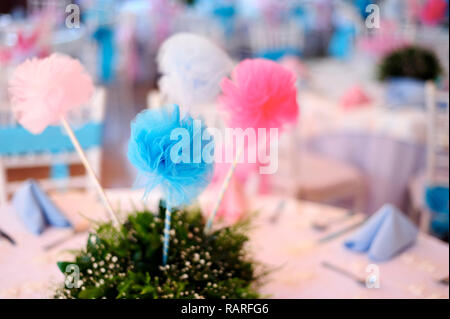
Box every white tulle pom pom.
[157,33,234,111]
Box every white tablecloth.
[299,91,428,145]
[0,190,448,299]
[246,196,448,299]
[297,90,428,214]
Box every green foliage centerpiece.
[55,202,261,299]
[55,104,263,299]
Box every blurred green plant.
[378,45,442,81]
[55,201,262,299]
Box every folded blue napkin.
[386,78,425,108]
[12,179,71,235]
[344,204,418,261]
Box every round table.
[0,189,448,299]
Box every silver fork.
[312,210,356,231]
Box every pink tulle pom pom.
[8,53,94,134]
[219,58,299,131]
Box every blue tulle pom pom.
[127,104,215,209]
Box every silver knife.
[0,228,16,245]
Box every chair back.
[425,82,449,186]
[0,87,106,205]
[248,19,304,60]
[422,82,449,236]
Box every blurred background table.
[298,61,429,214]
[0,190,447,299]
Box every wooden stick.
[205,148,243,232]
[60,117,119,226]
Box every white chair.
[425,82,449,186]
[173,12,227,50]
[422,82,449,231]
[295,151,365,213]
[270,124,365,213]
[247,19,304,60]
[409,82,449,230]
[0,87,106,206]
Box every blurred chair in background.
[423,82,449,238]
[173,11,228,51]
[271,125,366,213]
[296,151,365,213]
[425,82,449,189]
[0,88,106,205]
[247,19,304,60]
[409,82,449,238]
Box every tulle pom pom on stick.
[205,58,299,232]
[8,53,119,226]
[219,59,299,132]
[127,104,214,265]
[157,32,234,111]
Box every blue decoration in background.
[328,23,355,59]
[93,26,115,83]
[353,0,375,20]
[50,163,70,180]
[84,0,116,25]
[255,48,302,61]
[213,4,236,38]
[195,0,237,40]
[0,122,103,155]
[291,4,306,19]
[425,185,449,238]
[84,0,117,83]
[213,3,236,19]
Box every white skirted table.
[299,91,428,214]
[0,190,448,299]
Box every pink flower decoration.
[340,85,372,110]
[8,53,94,134]
[219,58,299,131]
[421,0,448,26]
